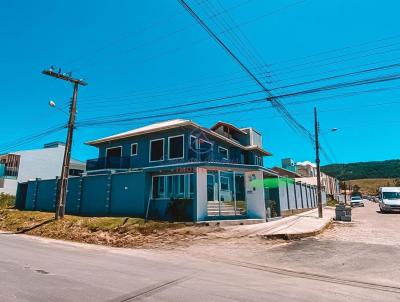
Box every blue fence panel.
[110,172,146,216]
[81,174,109,216]
[66,177,82,215]
[36,179,57,212]
[25,181,38,210]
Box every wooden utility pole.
[42,68,87,220]
[314,107,323,218]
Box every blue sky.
[1,0,400,167]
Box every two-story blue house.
[83,119,276,221]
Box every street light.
[48,99,69,115]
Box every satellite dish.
[49,100,56,107]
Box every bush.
[327,199,338,207]
[0,193,15,209]
[165,198,190,222]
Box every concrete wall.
[246,170,266,219]
[196,168,208,221]
[274,177,325,217]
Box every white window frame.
[190,135,198,149]
[151,175,166,199]
[151,173,194,199]
[149,138,165,162]
[199,139,213,160]
[255,155,262,166]
[106,146,122,157]
[218,146,229,160]
[168,134,185,160]
[177,174,185,195]
[130,143,138,156]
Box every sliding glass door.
[206,170,246,217]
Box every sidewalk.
[222,207,335,240]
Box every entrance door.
[106,146,122,168]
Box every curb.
[260,218,333,240]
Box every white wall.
[15,147,66,182]
[196,167,208,221]
[0,179,18,195]
[245,170,266,219]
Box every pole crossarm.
[42,69,87,86]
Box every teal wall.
[19,170,194,220]
[92,126,264,170]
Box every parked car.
[350,196,365,207]
[378,187,400,213]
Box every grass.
[0,208,217,248]
[349,178,398,195]
[326,199,338,207]
[0,193,15,209]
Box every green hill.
[321,159,400,180]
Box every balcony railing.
[86,152,247,172]
[86,156,131,171]
[188,150,244,164]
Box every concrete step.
[207,205,236,209]
[208,211,237,216]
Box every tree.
[352,184,361,196]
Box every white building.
[0,142,85,195]
[281,158,340,198]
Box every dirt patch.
[0,209,225,249]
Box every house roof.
[86,119,272,156]
[271,166,302,178]
[210,121,247,135]
[86,119,192,145]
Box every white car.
[379,187,400,213]
[350,196,364,207]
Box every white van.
[379,187,400,213]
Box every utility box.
[335,203,352,221]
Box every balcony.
[86,156,131,171]
[188,150,244,164]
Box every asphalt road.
[1,202,399,301]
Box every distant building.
[0,142,85,195]
[274,158,341,198]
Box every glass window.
[382,192,400,199]
[167,175,173,197]
[152,176,165,198]
[189,174,194,197]
[131,143,138,156]
[169,136,184,159]
[220,176,230,191]
[178,175,185,194]
[150,139,164,162]
[218,147,229,160]
[199,139,212,161]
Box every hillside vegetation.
[321,159,400,180]
[348,178,399,195]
